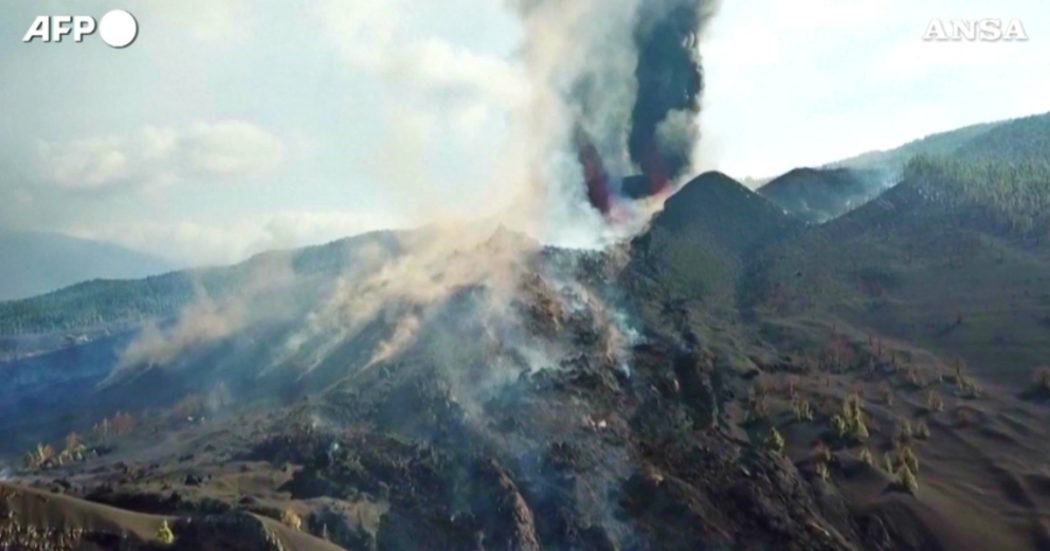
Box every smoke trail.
[630,0,713,188]
[513,0,719,215]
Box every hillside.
[754,154,1050,389]
[953,112,1050,164]
[758,111,1050,226]
[5,158,1050,549]
[0,481,344,550]
[758,167,894,223]
[629,171,799,315]
[743,152,1050,550]
[0,217,867,551]
[0,230,401,340]
[829,120,1004,172]
[830,110,1050,173]
[0,231,173,301]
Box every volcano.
[5,144,1050,550]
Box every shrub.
[858,447,874,466]
[915,421,931,440]
[25,443,56,470]
[894,418,913,445]
[897,464,919,494]
[113,411,135,435]
[949,359,983,398]
[35,443,53,463]
[840,394,869,442]
[903,367,926,388]
[792,397,814,422]
[882,453,895,473]
[851,416,870,441]
[884,445,920,476]
[156,520,175,544]
[767,427,785,454]
[830,414,847,438]
[64,432,79,453]
[281,508,303,531]
[957,376,982,399]
[897,446,920,474]
[844,394,862,419]
[815,461,830,482]
[925,390,944,412]
[93,418,111,441]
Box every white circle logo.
[98,9,137,48]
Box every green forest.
[904,154,1050,238]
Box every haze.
[0,0,1047,265]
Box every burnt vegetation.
[2,111,1050,550]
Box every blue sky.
[1,0,1047,265]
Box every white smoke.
[510,0,643,176]
[112,0,705,400]
[117,298,247,370]
[279,223,536,375]
[656,108,701,173]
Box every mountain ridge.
[0,231,173,301]
[4,121,1050,550]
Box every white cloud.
[37,121,284,191]
[181,121,285,179]
[301,0,533,226]
[38,137,131,191]
[310,0,528,124]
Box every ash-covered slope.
[0,482,343,551]
[0,206,872,550]
[651,171,795,246]
[628,171,799,315]
[10,160,1050,550]
[757,153,1050,384]
[742,151,1050,551]
[758,167,894,223]
[0,231,405,453]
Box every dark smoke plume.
[574,127,612,214]
[514,0,719,219]
[628,0,710,190]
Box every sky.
[1,0,1048,266]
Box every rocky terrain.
[4,123,1050,550]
